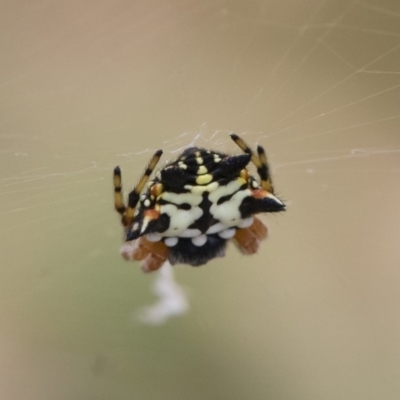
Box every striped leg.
[113,149,163,227]
[230,134,273,193]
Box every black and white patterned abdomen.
[126,147,284,266]
[149,178,255,265]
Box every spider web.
[1,1,400,399]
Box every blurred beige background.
[1,1,400,399]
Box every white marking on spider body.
[161,191,202,206]
[206,222,226,234]
[197,165,208,175]
[178,161,187,169]
[208,178,246,203]
[237,217,254,228]
[140,218,150,234]
[196,174,213,185]
[144,199,151,207]
[160,204,203,236]
[156,175,256,240]
[181,228,202,238]
[164,237,178,247]
[209,179,251,228]
[185,181,219,195]
[146,232,162,242]
[267,192,284,205]
[191,235,207,246]
[218,228,236,239]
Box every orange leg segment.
[120,236,169,273]
[233,217,268,255]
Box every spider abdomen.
[168,235,227,266]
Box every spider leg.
[114,149,163,227]
[230,134,274,193]
[233,217,268,255]
[120,236,169,273]
[113,166,126,215]
[256,145,273,193]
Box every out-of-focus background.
[1,1,400,399]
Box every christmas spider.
[113,134,285,272]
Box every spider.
[113,134,285,272]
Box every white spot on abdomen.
[218,228,236,239]
[191,235,207,246]
[165,237,178,247]
[146,233,162,242]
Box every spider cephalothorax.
[114,134,285,272]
